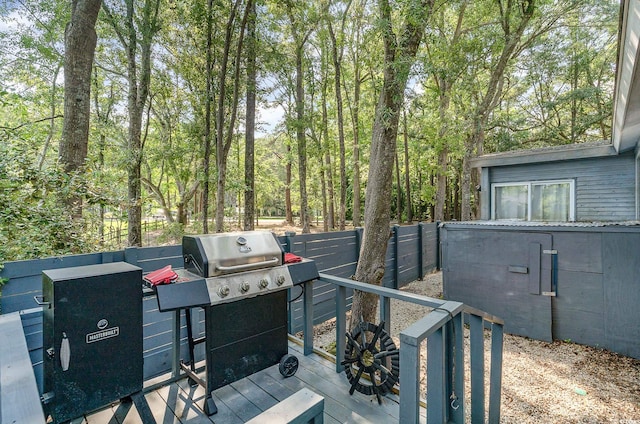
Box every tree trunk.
[244,0,257,231]
[294,44,310,234]
[352,62,362,227]
[328,21,347,230]
[103,0,160,246]
[319,155,328,232]
[433,2,466,222]
[202,0,214,233]
[402,109,412,223]
[60,0,101,219]
[285,143,293,224]
[395,150,402,222]
[321,64,336,230]
[214,2,237,233]
[350,0,434,330]
[435,86,451,221]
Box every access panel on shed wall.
[441,228,553,342]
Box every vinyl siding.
[489,151,636,221]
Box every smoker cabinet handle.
[216,257,280,273]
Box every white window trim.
[491,179,575,222]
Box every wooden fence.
[0,223,439,393]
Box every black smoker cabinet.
[42,262,143,423]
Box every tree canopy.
[0,0,619,262]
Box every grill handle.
[216,257,279,273]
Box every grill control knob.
[259,278,269,289]
[218,285,230,298]
[276,275,286,286]
[240,281,250,293]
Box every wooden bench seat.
[245,387,324,424]
[0,312,45,424]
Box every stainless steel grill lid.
[182,231,284,277]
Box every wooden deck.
[76,340,425,424]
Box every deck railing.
[300,273,504,424]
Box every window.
[492,180,575,222]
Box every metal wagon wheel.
[340,320,399,404]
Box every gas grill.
[155,231,318,415]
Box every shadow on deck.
[80,340,421,424]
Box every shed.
[473,0,640,223]
[442,0,640,359]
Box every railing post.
[489,323,504,424]
[427,318,447,423]
[470,314,485,424]
[335,285,347,373]
[380,295,391,334]
[449,313,465,423]
[399,332,421,424]
[303,279,314,356]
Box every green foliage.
[157,222,185,245]
[0,138,97,262]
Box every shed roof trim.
[613,0,640,153]
[470,141,618,168]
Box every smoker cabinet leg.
[204,393,218,416]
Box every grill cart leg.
[204,393,218,415]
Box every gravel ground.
[312,272,640,423]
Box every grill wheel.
[279,354,299,377]
[341,321,400,404]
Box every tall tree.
[244,0,257,231]
[320,42,336,230]
[430,0,468,222]
[350,0,434,329]
[60,0,102,218]
[284,1,315,233]
[402,108,412,222]
[460,0,554,219]
[103,0,161,246]
[326,0,351,230]
[202,0,214,233]
[214,0,250,233]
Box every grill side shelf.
[156,278,210,312]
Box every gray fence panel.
[1,224,442,384]
[284,231,361,334]
[1,252,125,314]
[125,245,183,272]
[396,225,421,287]
[422,222,439,275]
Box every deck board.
[82,340,421,423]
